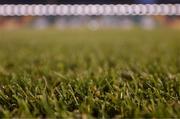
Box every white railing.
[0,4,179,16]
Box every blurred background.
[0,0,180,29]
[0,0,179,4]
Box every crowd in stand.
[0,15,179,30]
[0,0,179,29]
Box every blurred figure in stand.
[134,0,157,29]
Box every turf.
[0,29,179,118]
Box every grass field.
[0,29,180,118]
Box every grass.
[0,28,180,118]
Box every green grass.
[0,28,180,118]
